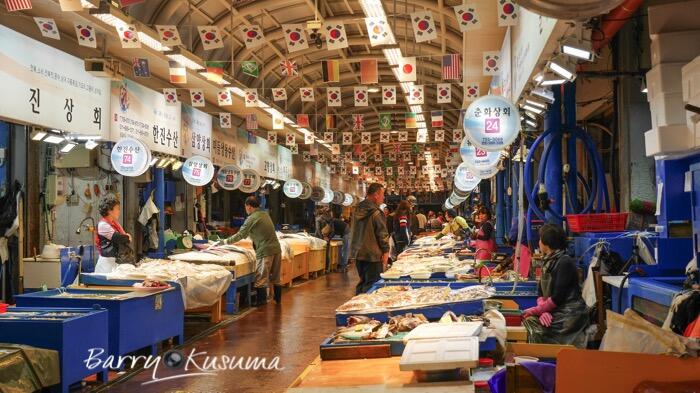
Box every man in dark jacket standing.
[350,183,391,294]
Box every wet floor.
[100,269,358,393]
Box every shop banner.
[0,25,109,137]
[277,145,293,181]
[512,8,558,99]
[182,105,212,158]
[110,138,151,177]
[110,79,181,156]
[182,155,215,186]
[463,95,520,152]
[236,128,261,173]
[212,125,237,166]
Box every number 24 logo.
[485,118,500,134]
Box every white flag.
[155,25,182,46]
[244,89,258,107]
[453,4,481,32]
[410,11,437,43]
[382,86,396,105]
[300,87,315,102]
[327,87,342,107]
[437,83,452,104]
[409,85,424,105]
[189,89,205,107]
[282,24,308,53]
[240,25,265,49]
[217,89,232,106]
[198,26,224,50]
[272,88,287,101]
[34,18,60,40]
[324,22,348,50]
[365,17,394,46]
[397,57,417,82]
[354,86,368,107]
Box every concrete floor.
[103,269,357,393]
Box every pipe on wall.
[592,0,644,51]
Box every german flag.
[322,60,340,83]
[325,114,336,130]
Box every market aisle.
[104,269,358,393]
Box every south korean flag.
[483,52,500,75]
[452,129,463,142]
[453,4,480,32]
[465,84,480,100]
[324,132,334,143]
[434,129,445,142]
[272,88,287,102]
[34,18,60,40]
[361,132,371,145]
[437,84,451,104]
[342,132,353,146]
[382,86,397,105]
[282,24,309,53]
[380,132,390,143]
[244,89,259,107]
[302,152,311,162]
[354,86,369,107]
[398,131,408,142]
[498,0,518,27]
[410,11,437,43]
[327,87,342,107]
[267,132,277,145]
[240,25,265,49]
[286,133,296,146]
[219,113,232,128]
[324,22,348,50]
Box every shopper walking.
[323,212,352,273]
[349,183,391,294]
[392,200,412,255]
[225,196,283,305]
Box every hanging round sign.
[453,163,481,192]
[216,165,243,191]
[463,95,520,152]
[310,186,325,203]
[110,138,151,177]
[321,188,334,204]
[459,138,502,170]
[342,193,354,207]
[182,156,215,186]
[283,179,303,198]
[449,192,467,207]
[239,169,261,193]
[332,191,344,205]
[299,182,312,199]
[472,164,499,179]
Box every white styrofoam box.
[651,31,700,66]
[402,322,483,343]
[650,92,687,128]
[689,97,700,141]
[646,62,686,103]
[682,56,700,102]
[648,1,700,36]
[644,124,695,157]
[399,336,479,371]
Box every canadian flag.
[327,87,342,107]
[244,89,258,107]
[437,83,451,104]
[382,86,397,105]
[300,87,315,102]
[189,89,205,107]
[217,89,232,106]
[409,85,424,105]
[465,84,480,100]
[354,86,368,106]
[397,57,417,82]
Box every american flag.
[5,0,32,11]
[353,114,364,131]
[246,114,258,130]
[280,59,298,77]
[442,54,461,80]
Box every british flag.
[280,59,298,77]
[353,114,364,131]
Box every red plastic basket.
[566,213,629,233]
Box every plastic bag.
[600,309,689,356]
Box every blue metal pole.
[544,87,563,225]
[496,171,505,244]
[154,168,165,257]
[564,82,578,213]
[504,160,512,231]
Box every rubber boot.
[255,287,268,306]
[273,285,282,304]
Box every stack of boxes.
[644,1,700,156]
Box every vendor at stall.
[392,200,412,255]
[470,207,496,260]
[94,195,133,273]
[522,224,589,347]
[434,209,469,240]
[225,196,283,305]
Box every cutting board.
[399,337,479,371]
[402,322,483,343]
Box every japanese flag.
[483,51,500,75]
[217,89,232,106]
[240,25,265,49]
[398,131,408,142]
[410,11,437,43]
[286,133,296,146]
[300,87,315,102]
[198,26,224,50]
[74,22,97,48]
[34,18,60,40]
[498,0,518,26]
[382,86,396,105]
[397,57,417,82]
[342,132,353,145]
[163,88,178,105]
[434,129,445,142]
[272,88,287,102]
[219,113,232,128]
[327,87,342,107]
[453,4,480,32]
[155,25,182,46]
[324,132,334,143]
[361,132,371,145]
[380,132,390,143]
[244,89,258,107]
[354,86,368,107]
[324,22,348,50]
[189,89,205,107]
[365,17,394,46]
[465,84,480,100]
[437,83,451,104]
[272,114,285,130]
[116,24,141,49]
[282,24,308,53]
[267,132,277,145]
[452,129,463,142]
[409,85,424,105]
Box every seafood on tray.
[334,313,428,341]
[382,255,475,278]
[335,285,496,313]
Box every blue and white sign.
[182,155,215,186]
[463,95,520,151]
[460,138,501,170]
[283,179,303,198]
[110,138,151,177]
[454,163,481,192]
[239,169,261,194]
[216,164,243,190]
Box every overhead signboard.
[511,8,558,100]
[0,25,109,137]
[212,125,237,166]
[110,79,181,156]
[182,105,212,158]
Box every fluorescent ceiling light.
[533,72,544,83]
[539,73,567,86]
[166,54,202,71]
[548,55,576,81]
[525,119,537,128]
[531,87,555,104]
[156,157,170,168]
[524,111,538,120]
[525,98,547,109]
[521,104,544,115]
[44,135,64,144]
[84,140,99,150]
[171,161,183,171]
[31,130,47,141]
[60,142,77,153]
[367,87,379,93]
[138,32,169,51]
[560,36,594,62]
[149,157,159,166]
[229,87,245,97]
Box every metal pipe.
[592,0,644,51]
[544,87,563,225]
[496,171,505,244]
[564,83,578,213]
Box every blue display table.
[0,307,109,393]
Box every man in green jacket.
[225,196,282,305]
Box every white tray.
[403,322,483,343]
[399,336,479,371]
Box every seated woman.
[435,209,469,240]
[470,208,496,261]
[522,224,589,348]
